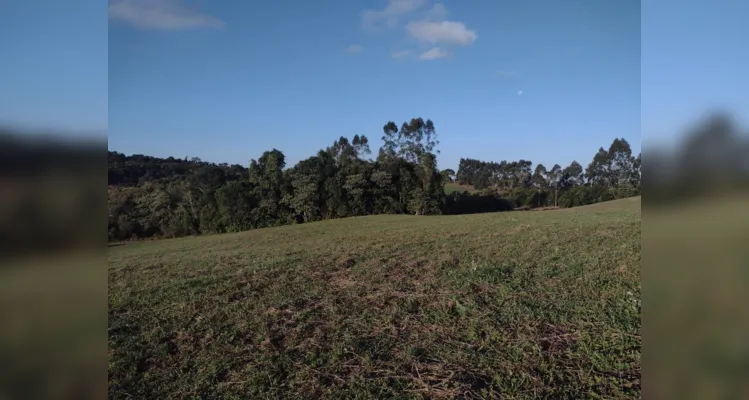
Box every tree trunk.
[554,187,558,207]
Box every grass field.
[443,182,478,194]
[108,197,641,399]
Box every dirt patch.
[508,224,531,234]
[337,255,357,269]
[538,323,581,359]
[596,229,617,238]
[329,269,358,290]
[262,307,302,352]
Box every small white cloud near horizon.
[406,20,477,45]
[419,47,449,60]
[517,90,524,96]
[108,0,225,30]
[391,50,410,59]
[347,44,364,54]
[361,0,427,30]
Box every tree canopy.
[108,119,642,241]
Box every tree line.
[108,118,640,241]
[644,113,749,204]
[1,129,102,258]
[456,138,641,208]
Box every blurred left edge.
[0,127,107,400]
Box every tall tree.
[282,155,328,222]
[532,164,549,207]
[608,138,636,197]
[586,148,612,187]
[517,160,533,189]
[408,152,443,215]
[329,135,371,165]
[441,168,456,182]
[632,153,641,190]
[215,181,257,231]
[563,161,585,188]
[381,118,439,163]
[248,149,289,226]
[548,164,562,207]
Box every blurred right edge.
[642,113,749,399]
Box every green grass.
[444,182,478,194]
[108,197,641,399]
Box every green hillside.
[443,182,478,194]
[108,197,641,399]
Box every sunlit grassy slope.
[443,182,478,194]
[108,197,641,399]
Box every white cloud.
[517,90,524,96]
[347,44,364,54]
[419,47,449,60]
[406,20,477,45]
[360,2,475,60]
[361,0,427,29]
[425,3,447,21]
[391,50,410,59]
[108,0,225,31]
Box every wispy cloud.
[347,44,364,54]
[517,90,524,96]
[406,20,477,45]
[424,3,447,21]
[108,0,225,31]
[391,50,411,59]
[361,0,427,30]
[359,1,476,61]
[419,47,449,60]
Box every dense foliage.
[457,137,641,208]
[1,131,102,257]
[108,118,641,241]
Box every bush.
[445,192,514,215]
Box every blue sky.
[107,0,640,170]
[0,0,107,135]
[642,0,749,148]
[3,1,747,170]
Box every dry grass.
[108,197,641,399]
